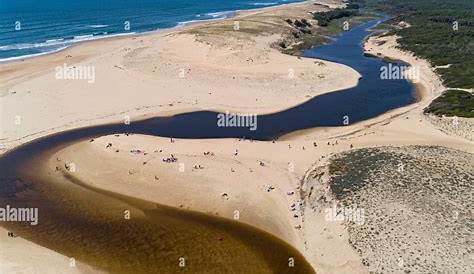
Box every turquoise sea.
[0,0,303,61]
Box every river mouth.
[0,18,416,273]
[1,143,314,274]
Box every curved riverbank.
[0,1,360,153]
[2,2,467,274]
[0,16,419,274]
[0,138,315,274]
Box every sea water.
[0,0,303,61]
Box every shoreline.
[1,1,353,273]
[0,0,314,65]
[1,1,473,273]
[1,36,470,273]
[0,0,359,154]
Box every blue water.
[0,18,416,147]
[0,0,302,61]
[119,19,415,139]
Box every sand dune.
[1,0,472,273]
[38,32,473,273]
[0,0,358,154]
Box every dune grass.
[424,89,474,117]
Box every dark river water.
[0,18,415,274]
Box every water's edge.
[0,0,306,63]
[0,18,416,274]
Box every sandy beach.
[0,0,356,152]
[1,0,472,273]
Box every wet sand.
[1,0,473,273]
[1,1,346,272]
[0,136,314,274]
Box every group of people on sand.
[116,136,316,234]
[162,154,178,163]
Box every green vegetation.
[280,1,374,55]
[359,0,474,117]
[313,8,359,27]
[424,89,474,117]
[364,0,474,89]
[280,14,373,55]
[309,0,474,117]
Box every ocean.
[0,0,303,62]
